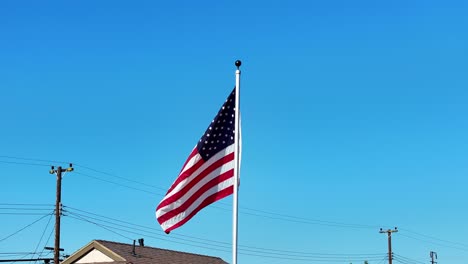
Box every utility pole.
[380,227,398,264]
[430,251,437,264]
[49,164,73,264]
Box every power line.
[65,205,234,247]
[66,213,133,241]
[66,213,234,254]
[0,204,54,207]
[392,254,426,264]
[221,205,378,229]
[0,160,50,167]
[65,210,241,253]
[0,254,39,256]
[74,170,380,230]
[0,156,70,166]
[76,166,377,229]
[399,227,468,248]
[64,206,386,261]
[73,163,168,191]
[0,213,54,216]
[376,256,389,264]
[399,233,468,252]
[67,213,385,263]
[393,254,426,264]
[2,154,467,254]
[0,208,55,211]
[393,258,415,264]
[74,172,165,196]
[0,154,387,230]
[66,210,387,261]
[32,214,54,260]
[35,226,55,262]
[0,213,53,243]
[0,156,426,233]
[0,207,54,217]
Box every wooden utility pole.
[430,251,437,264]
[379,227,398,264]
[50,164,73,264]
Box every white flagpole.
[233,60,241,264]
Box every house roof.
[62,240,228,264]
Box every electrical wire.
[393,258,414,264]
[74,171,165,196]
[0,205,55,217]
[0,204,54,207]
[399,227,468,248]
[0,160,51,167]
[0,253,39,256]
[66,213,133,241]
[73,170,381,230]
[35,226,55,260]
[65,206,383,256]
[0,156,423,232]
[0,213,53,243]
[32,214,54,259]
[213,205,378,229]
[0,155,69,165]
[0,213,53,215]
[65,213,233,254]
[393,256,424,264]
[376,256,389,264]
[2,154,467,256]
[392,254,426,264]
[73,163,168,191]
[65,211,232,251]
[239,206,379,229]
[0,208,54,211]
[0,155,386,230]
[63,206,386,261]
[66,213,385,263]
[399,233,468,252]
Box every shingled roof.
[62,239,228,264]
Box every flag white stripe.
[162,144,235,203]
[159,177,235,231]
[156,158,234,218]
[180,147,202,175]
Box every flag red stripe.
[157,151,234,210]
[166,148,201,194]
[157,168,234,224]
[164,186,234,234]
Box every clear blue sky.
[1,1,467,264]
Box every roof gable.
[62,240,126,264]
[75,249,114,264]
[62,240,227,264]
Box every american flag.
[156,88,240,233]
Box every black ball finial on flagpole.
[235,60,242,69]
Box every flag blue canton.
[197,88,236,161]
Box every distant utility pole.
[379,227,398,264]
[430,251,437,264]
[49,164,73,264]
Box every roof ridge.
[94,239,225,261]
